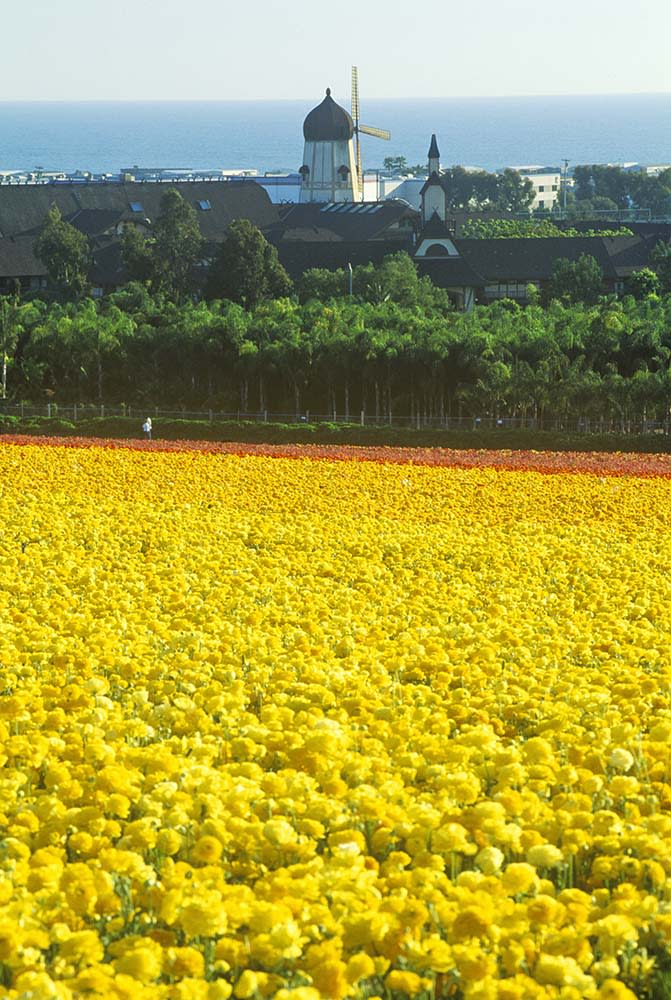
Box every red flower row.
[2,434,671,478]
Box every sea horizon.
[1,93,670,176]
[2,89,670,101]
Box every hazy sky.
[2,0,669,101]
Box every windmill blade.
[359,124,391,141]
[351,66,360,127]
[356,137,363,195]
[351,66,362,195]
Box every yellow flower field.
[1,443,671,1000]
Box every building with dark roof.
[0,236,47,295]
[0,179,279,243]
[0,179,284,293]
[270,199,418,280]
[455,235,638,302]
[411,132,669,308]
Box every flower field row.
[3,434,671,478]
[1,443,671,999]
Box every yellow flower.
[209,983,234,1000]
[157,828,183,856]
[346,953,376,983]
[165,946,205,979]
[179,892,229,938]
[384,970,425,996]
[598,980,638,1000]
[534,953,593,990]
[192,835,223,864]
[608,748,635,772]
[452,906,492,940]
[234,970,260,998]
[527,843,564,868]
[113,942,162,983]
[475,846,504,874]
[501,863,538,895]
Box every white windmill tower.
[298,68,390,203]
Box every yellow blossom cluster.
[1,444,671,1000]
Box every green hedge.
[0,415,670,454]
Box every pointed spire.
[428,133,440,160]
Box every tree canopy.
[33,207,91,299]
[205,220,292,309]
[6,273,671,437]
[121,189,203,301]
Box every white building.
[508,165,562,212]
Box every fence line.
[0,401,669,436]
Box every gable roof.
[455,236,626,282]
[0,180,281,241]
[275,200,418,245]
[419,211,453,239]
[420,172,444,196]
[601,234,660,276]
[416,257,485,289]
[0,235,46,278]
[69,208,125,237]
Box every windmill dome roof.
[303,89,354,141]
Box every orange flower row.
[2,434,671,478]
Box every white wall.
[300,140,359,203]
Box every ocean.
[0,94,670,176]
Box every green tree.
[297,267,348,303]
[548,254,604,306]
[120,226,155,284]
[651,242,671,293]
[205,220,292,309]
[0,293,37,399]
[33,207,91,298]
[383,156,408,175]
[627,268,661,299]
[495,169,536,212]
[151,189,204,300]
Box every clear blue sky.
[2,0,670,101]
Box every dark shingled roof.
[278,241,405,281]
[0,235,46,278]
[416,257,485,289]
[428,134,440,159]
[601,235,661,277]
[454,236,625,282]
[0,180,281,241]
[303,90,354,142]
[419,212,453,239]
[69,208,125,237]
[274,201,418,245]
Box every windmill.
[351,66,390,197]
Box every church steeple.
[428,133,440,176]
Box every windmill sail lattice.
[351,66,390,195]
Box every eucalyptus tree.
[206,220,291,309]
[0,294,25,399]
[152,190,204,301]
[33,207,91,299]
